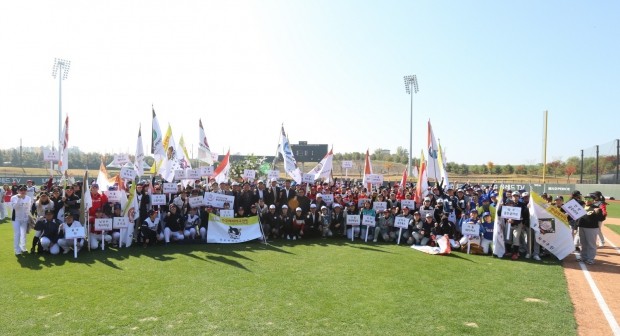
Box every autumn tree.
[565,164,577,183]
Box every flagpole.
[272,124,283,170]
[542,110,548,191]
[404,75,419,176]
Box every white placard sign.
[105,190,122,203]
[64,226,86,239]
[401,200,415,210]
[347,215,360,226]
[358,198,370,207]
[302,173,315,184]
[203,192,235,208]
[163,183,178,194]
[43,149,59,162]
[365,174,384,185]
[243,169,256,180]
[94,218,113,231]
[114,154,130,165]
[562,199,587,220]
[342,161,353,169]
[113,217,130,229]
[373,202,387,212]
[394,216,410,229]
[362,215,376,227]
[189,196,204,208]
[267,170,280,180]
[461,223,480,236]
[186,168,201,180]
[219,209,234,218]
[174,169,186,180]
[419,209,434,220]
[151,194,167,206]
[200,166,214,177]
[120,166,137,180]
[501,206,522,220]
[322,194,334,206]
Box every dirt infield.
[564,218,620,336]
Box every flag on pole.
[178,135,192,169]
[414,150,428,206]
[412,163,419,179]
[400,169,408,189]
[528,191,574,260]
[213,150,231,184]
[96,159,111,192]
[426,120,440,182]
[437,139,449,187]
[279,126,301,183]
[198,119,214,165]
[362,149,373,191]
[158,124,190,182]
[80,170,92,225]
[308,147,334,182]
[134,126,145,177]
[59,116,69,174]
[150,107,165,174]
[492,187,506,257]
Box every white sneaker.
[525,253,531,259]
[293,236,297,241]
[533,255,541,261]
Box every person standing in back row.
[11,185,33,255]
[577,194,605,265]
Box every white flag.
[59,116,69,174]
[96,160,111,192]
[492,187,506,257]
[207,215,263,243]
[151,107,165,159]
[426,120,441,182]
[279,126,301,183]
[134,126,145,177]
[528,191,575,260]
[198,119,214,165]
[308,148,333,182]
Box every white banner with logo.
[529,192,574,260]
[207,215,262,243]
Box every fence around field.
[580,139,620,184]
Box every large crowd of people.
[2,177,608,264]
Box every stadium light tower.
[404,75,419,176]
[52,58,71,157]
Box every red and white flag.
[400,169,408,189]
[59,116,69,174]
[213,150,231,184]
[308,147,333,182]
[198,119,214,165]
[362,149,373,191]
[414,150,428,206]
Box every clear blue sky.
[1,1,618,165]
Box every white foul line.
[578,260,620,335]
[604,237,620,255]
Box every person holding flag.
[577,194,605,264]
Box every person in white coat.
[10,185,33,255]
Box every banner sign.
[372,202,387,212]
[419,209,434,220]
[267,170,280,180]
[163,183,178,194]
[302,173,315,183]
[94,218,113,231]
[362,215,376,227]
[365,174,383,185]
[150,194,167,206]
[189,196,204,208]
[120,166,136,180]
[322,194,334,206]
[562,199,587,220]
[65,226,86,239]
[113,217,130,229]
[186,168,201,180]
[341,161,353,169]
[174,169,186,181]
[219,209,234,218]
[529,192,574,260]
[394,216,410,229]
[203,192,235,208]
[243,169,256,180]
[200,166,214,177]
[114,154,130,165]
[43,149,59,162]
[347,215,360,226]
[461,223,480,236]
[105,190,122,203]
[206,215,262,243]
[401,200,415,210]
[501,206,522,220]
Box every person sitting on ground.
[184,207,200,240]
[163,204,184,244]
[57,212,84,254]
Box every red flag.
[400,169,408,190]
[361,149,373,191]
[213,150,230,183]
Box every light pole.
[403,75,419,176]
[52,58,71,160]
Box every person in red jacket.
[88,184,109,220]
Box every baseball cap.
[296,207,302,212]
[269,204,276,209]
[64,212,74,218]
[522,192,529,197]
[512,191,520,197]
[333,203,342,208]
[18,185,27,191]
[425,213,433,218]
[482,212,491,217]
[554,195,564,201]
[316,193,322,198]
[321,206,327,210]
[310,204,317,208]
[91,183,99,188]
[282,205,288,209]
[572,190,582,197]
[44,209,54,215]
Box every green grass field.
[0,218,576,336]
[605,201,620,219]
